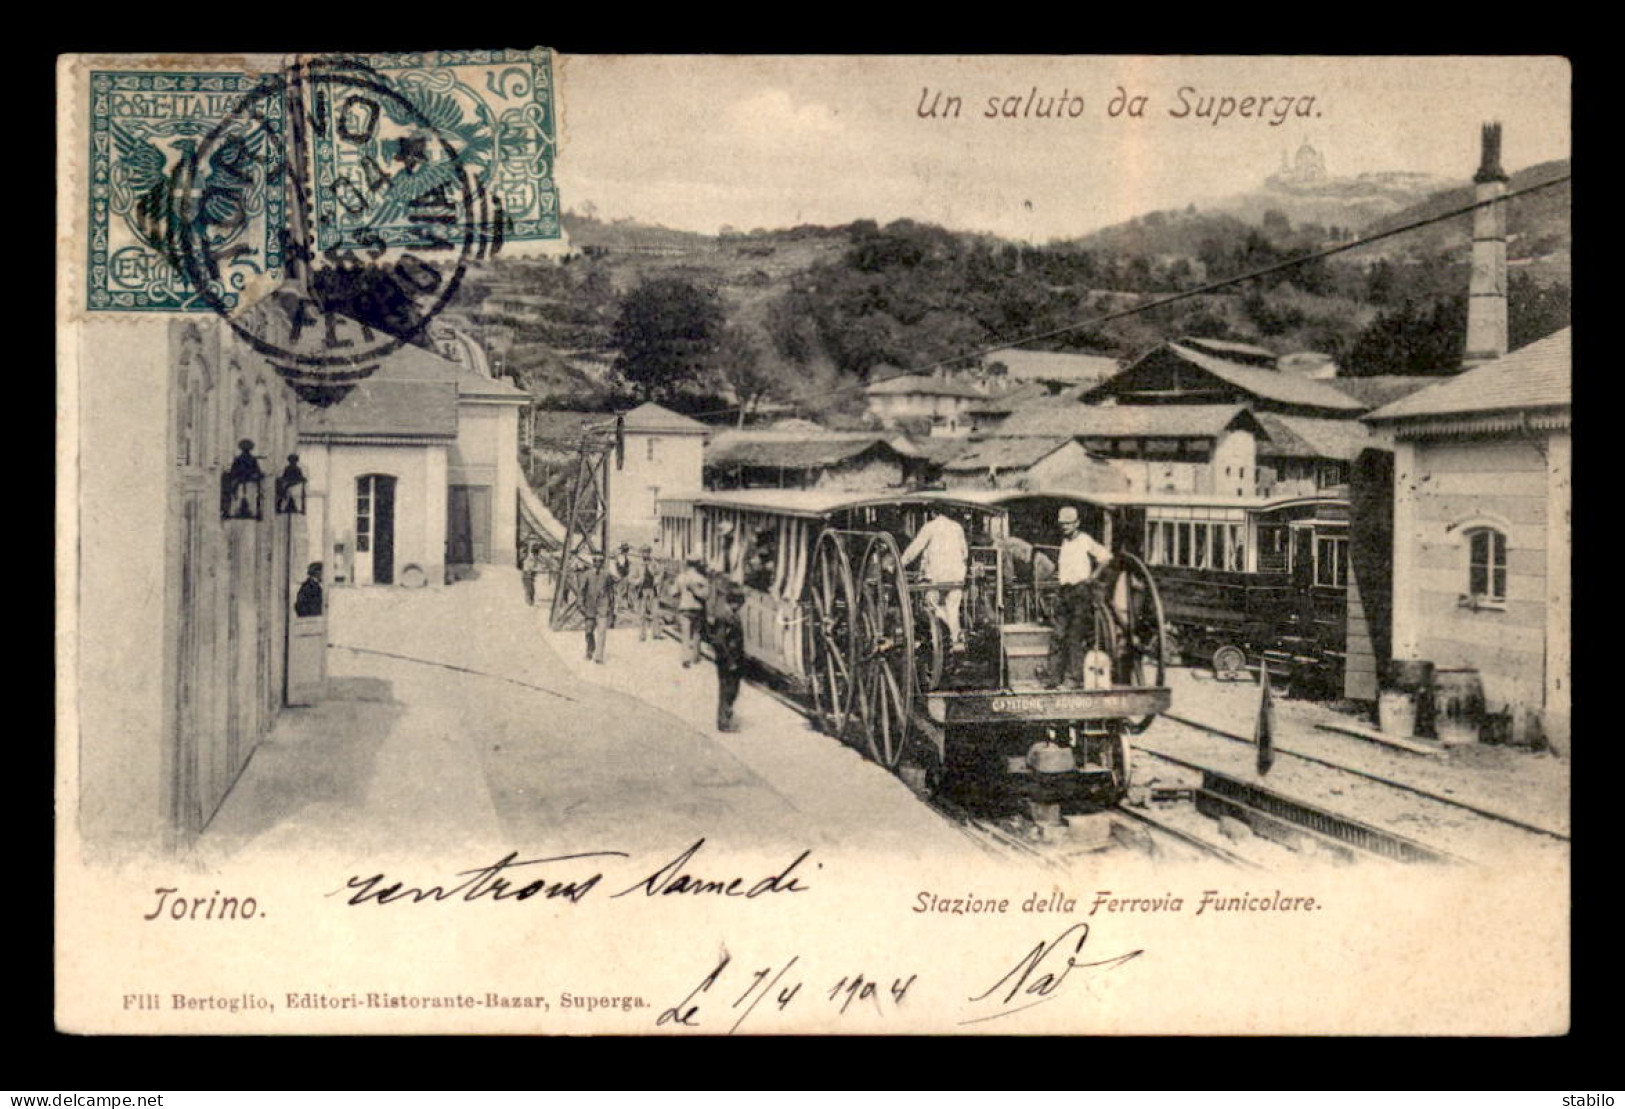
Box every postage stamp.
[88,69,285,312]
[307,48,561,254]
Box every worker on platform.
[1046,505,1112,688]
[608,542,634,627]
[578,552,619,664]
[520,542,544,607]
[902,507,969,652]
[676,558,710,668]
[709,582,748,732]
[633,544,662,642]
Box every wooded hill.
[441,169,1570,418]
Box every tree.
[714,326,781,427]
[609,277,725,402]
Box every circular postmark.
[173,55,503,402]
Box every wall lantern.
[220,439,265,521]
[275,453,308,515]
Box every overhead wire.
[613,172,1570,423]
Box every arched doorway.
[356,474,397,585]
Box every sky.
[554,55,1570,242]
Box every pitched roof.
[621,401,709,433]
[865,373,984,399]
[982,348,1121,385]
[1362,329,1572,423]
[298,323,520,438]
[300,378,459,439]
[941,437,1079,472]
[706,433,907,470]
[995,401,1264,440]
[1178,336,1278,365]
[1092,342,1365,413]
[1256,414,1375,461]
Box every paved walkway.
[198,568,971,870]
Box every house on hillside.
[298,328,528,587]
[996,401,1269,497]
[607,402,708,550]
[939,437,1128,493]
[864,369,984,435]
[1086,337,1366,419]
[1363,328,1571,749]
[705,431,914,491]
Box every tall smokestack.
[1464,122,1510,368]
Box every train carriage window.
[1314,534,1348,588]
[1192,522,1209,569]
[1466,527,1507,602]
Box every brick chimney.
[1464,122,1510,368]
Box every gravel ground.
[1156,668,1570,837]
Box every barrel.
[1377,690,1417,739]
[1432,668,1485,746]
[1383,659,1435,694]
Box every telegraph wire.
[627,172,1570,423]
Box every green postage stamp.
[88,70,287,312]
[85,49,561,313]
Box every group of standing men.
[537,539,747,734]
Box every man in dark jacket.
[709,583,748,732]
[294,562,324,617]
[578,553,618,664]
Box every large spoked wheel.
[852,533,917,770]
[1094,552,1168,735]
[806,530,859,739]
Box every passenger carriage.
[657,488,1171,808]
[1097,492,1351,691]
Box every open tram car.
[657,489,1172,811]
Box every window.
[1314,534,1348,588]
[356,480,372,553]
[646,437,659,462]
[1466,527,1507,603]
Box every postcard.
[56,52,1570,1034]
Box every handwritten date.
[658,949,917,1034]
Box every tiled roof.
[968,382,1052,414]
[1256,414,1375,461]
[1093,342,1365,413]
[706,433,906,470]
[1163,343,1366,412]
[621,401,710,433]
[941,437,1078,472]
[300,378,459,439]
[995,401,1263,440]
[1363,329,1572,423]
[865,372,984,399]
[981,348,1121,385]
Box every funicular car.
[657,488,1171,809]
[1096,491,1351,693]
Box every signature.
[963,922,1143,1024]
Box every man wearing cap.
[901,507,969,651]
[1048,505,1112,688]
[709,582,749,732]
[632,544,662,641]
[578,552,618,664]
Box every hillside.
[1358,158,1571,267]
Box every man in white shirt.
[902,508,969,651]
[1048,505,1112,688]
